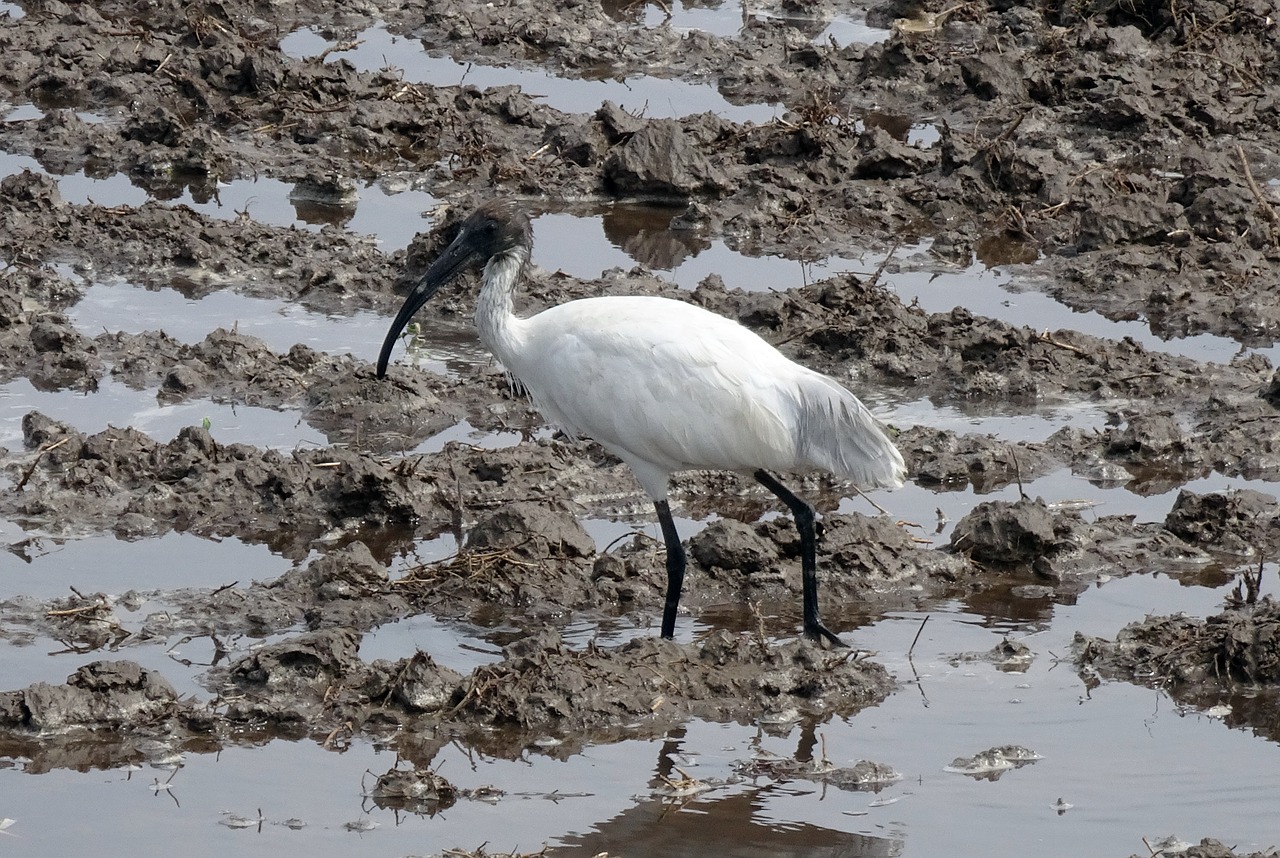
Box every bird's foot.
[804,622,850,649]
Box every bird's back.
[498,295,904,497]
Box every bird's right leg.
[654,499,685,640]
[755,469,847,648]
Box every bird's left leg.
[754,469,847,648]
[654,499,686,640]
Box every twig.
[748,600,770,659]
[1176,50,1261,87]
[849,484,892,516]
[1237,143,1280,233]
[1033,329,1087,355]
[600,529,652,554]
[908,614,930,657]
[979,110,1027,153]
[13,437,69,491]
[294,101,354,115]
[46,603,105,617]
[322,721,353,749]
[1117,371,1163,383]
[316,39,361,64]
[1010,447,1026,500]
[865,240,901,291]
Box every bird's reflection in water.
[556,721,904,858]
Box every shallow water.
[63,275,400,356]
[6,134,1267,369]
[279,23,784,124]
[610,0,893,47]
[0,376,331,452]
[5,574,1278,856]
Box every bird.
[376,199,905,646]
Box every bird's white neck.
[475,246,529,366]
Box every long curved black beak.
[375,230,480,378]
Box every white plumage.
[377,199,905,645]
[498,295,901,498]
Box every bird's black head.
[375,199,532,378]
[456,198,533,260]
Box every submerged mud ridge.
[4,0,1280,851]
[0,629,894,766]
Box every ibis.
[376,199,905,646]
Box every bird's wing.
[514,297,801,474]
[790,370,906,488]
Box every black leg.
[655,499,685,640]
[754,469,847,648]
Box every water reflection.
[556,723,903,857]
[599,202,705,269]
[974,231,1039,267]
[559,787,901,857]
[0,143,433,249]
[600,0,645,22]
[292,198,355,229]
[126,166,224,206]
[861,110,938,148]
[8,135,1276,365]
[0,377,328,453]
[601,0,893,47]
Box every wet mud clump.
[0,626,891,758]
[366,763,506,815]
[0,660,213,771]
[1077,599,1280,687]
[949,497,1062,566]
[0,660,185,733]
[946,496,1225,595]
[1163,489,1280,560]
[3,411,437,550]
[1076,596,1280,742]
[446,630,893,746]
[1123,842,1279,858]
[734,754,901,792]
